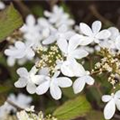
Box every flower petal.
[57,77,72,88]
[115,90,120,99]
[70,48,88,59]
[68,34,81,52]
[115,99,120,111]
[102,95,112,102]
[108,27,119,40]
[26,14,36,26]
[42,34,56,45]
[73,77,85,94]
[14,78,27,88]
[36,81,50,95]
[104,99,116,120]
[57,38,68,53]
[92,21,101,34]
[17,67,29,77]
[80,23,93,36]
[26,82,36,94]
[50,84,62,100]
[96,30,111,39]
[115,36,120,50]
[78,35,93,46]
[84,75,94,85]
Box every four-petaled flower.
[35,71,72,100]
[80,20,111,43]
[4,41,35,59]
[102,91,120,120]
[15,66,42,94]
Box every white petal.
[57,38,68,53]
[115,90,120,99]
[115,36,120,50]
[7,57,16,67]
[31,75,45,85]
[70,48,88,59]
[26,14,35,25]
[29,66,38,75]
[50,85,62,100]
[26,83,36,94]
[108,27,119,40]
[68,34,81,52]
[14,78,27,88]
[15,41,25,49]
[84,75,95,85]
[42,35,56,45]
[102,95,112,102]
[57,77,72,88]
[104,99,116,120]
[96,30,111,39]
[17,67,29,77]
[26,48,35,59]
[115,99,120,111]
[61,60,75,77]
[73,77,85,94]
[58,24,67,33]
[36,81,50,95]
[78,35,93,46]
[61,59,86,77]
[92,21,101,34]
[80,23,93,36]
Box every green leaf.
[0,4,23,41]
[86,111,105,120]
[53,96,91,120]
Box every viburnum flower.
[73,63,94,94]
[0,1,5,10]
[57,34,89,60]
[102,91,120,120]
[20,14,41,48]
[7,93,32,111]
[99,27,120,50]
[37,17,55,39]
[14,66,41,94]
[36,71,72,100]
[80,20,111,43]
[44,5,74,28]
[0,93,32,119]
[4,41,35,59]
[42,24,74,45]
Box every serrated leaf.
[0,4,23,41]
[53,96,91,120]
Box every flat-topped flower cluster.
[3,4,120,120]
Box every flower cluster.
[4,5,120,120]
[0,93,32,120]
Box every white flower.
[0,1,5,10]
[42,24,74,45]
[14,66,41,94]
[7,93,32,111]
[37,17,55,39]
[99,27,120,50]
[57,34,88,60]
[44,5,74,28]
[73,64,94,94]
[35,71,72,100]
[20,14,41,48]
[102,91,120,120]
[0,93,32,119]
[4,41,35,59]
[17,110,31,120]
[80,20,111,43]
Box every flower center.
[35,43,63,75]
